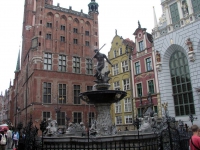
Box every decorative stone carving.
[44,118,58,136]
[159,12,167,26]
[156,51,162,71]
[95,104,117,136]
[32,57,43,64]
[181,0,189,17]
[65,122,86,136]
[139,115,151,132]
[162,102,169,117]
[185,38,195,61]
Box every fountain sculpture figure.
[79,46,127,136]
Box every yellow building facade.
[108,34,135,131]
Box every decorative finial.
[138,20,141,28]
[115,29,117,35]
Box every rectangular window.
[86,58,93,75]
[125,115,132,124]
[146,57,152,71]
[60,36,65,42]
[123,79,130,91]
[113,64,119,75]
[119,48,122,55]
[115,101,121,113]
[122,60,129,72]
[192,0,200,14]
[114,81,120,90]
[113,50,117,58]
[137,83,142,97]
[57,112,65,125]
[73,112,82,123]
[74,85,80,104]
[43,112,50,120]
[73,39,78,44]
[138,108,144,117]
[135,62,140,75]
[44,53,52,70]
[73,57,80,73]
[139,41,144,51]
[73,28,78,33]
[85,41,90,46]
[59,55,66,72]
[43,82,51,103]
[116,116,122,125]
[170,2,180,24]
[61,25,65,31]
[87,86,93,91]
[148,80,154,94]
[95,32,98,36]
[85,31,89,36]
[58,84,67,104]
[88,112,95,127]
[46,33,52,39]
[124,98,132,112]
[47,22,52,28]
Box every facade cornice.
[45,4,93,20]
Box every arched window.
[170,51,195,116]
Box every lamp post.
[189,113,197,125]
[54,96,61,114]
[17,107,21,125]
[40,119,48,150]
[147,92,152,104]
[65,115,70,129]
[133,116,141,150]
[126,44,135,129]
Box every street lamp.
[54,96,62,114]
[133,116,141,150]
[40,119,48,150]
[65,115,70,129]
[147,92,152,104]
[189,113,197,125]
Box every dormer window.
[139,41,144,51]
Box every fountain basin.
[79,90,127,104]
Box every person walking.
[11,129,19,149]
[0,129,7,150]
[190,125,200,150]
[6,128,12,149]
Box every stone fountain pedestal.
[95,103,113,136]
[79,83,126,136]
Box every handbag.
[191,137,200,150]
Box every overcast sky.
[0,0,162,94]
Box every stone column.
[95,103,114,136]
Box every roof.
[123,38,135,48]
[147,33,153,43]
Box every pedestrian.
[198,129,200,137]
[11,129,19,149]
[6,128,12,149]
[0,129,7,150]
[190,125,200,150]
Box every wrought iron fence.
[42,137,159,150]
[20,116,192,150]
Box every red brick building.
[131,22,161,118]
[11,0,99,129]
